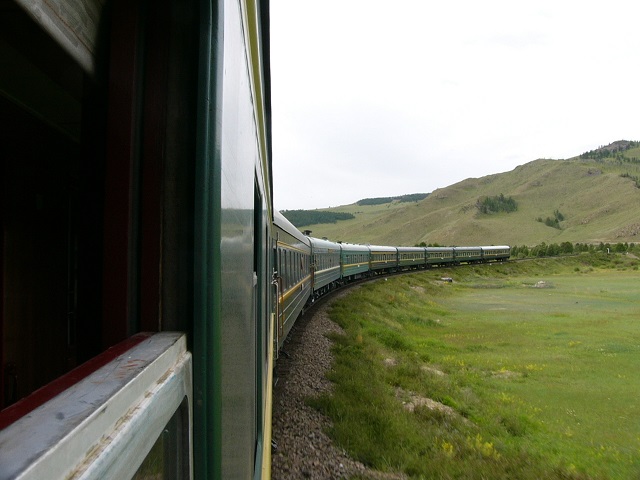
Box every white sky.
[270,1,640,210]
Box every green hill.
[287,140,640,246]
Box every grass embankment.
[311,254,640,479]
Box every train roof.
[338,243,370,253]
[368,245,397,252]
[273,210,310,245]
[307,236,341,250]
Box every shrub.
[477,194,517,214]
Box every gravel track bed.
[271,289,405,480]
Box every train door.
[253,182,264,473]
[253,179,273,477]
[274,238,284,355]
[273,231,288,357]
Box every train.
[0,1,508,479]
[273,211,509,351]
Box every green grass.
[312,254,640,479]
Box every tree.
[560,242,574,254]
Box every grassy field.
[312,254,640,479]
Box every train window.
[0,333,191,479]
[283,250,288,287]
[132,397,190,479]
[290,252,294,284]
[299,254,303,280]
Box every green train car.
[274,211,312,350]
[369,245,399,272]
[397,246,428,270]
[308,236,341,299]
[0,0,275,478]
[340,243,371,280]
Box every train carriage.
[426,246,456,266]
[481,245,511,262]
[453,246,483,264]
[0,0,275,479]
[273,211,312,351]
[369,245,399,273]
[397,246,427,270]
[339,243,371,280]
[308,236,341,299]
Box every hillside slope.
[293,142,640,246]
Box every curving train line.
[273,210,510,352]
[0,1,508,479]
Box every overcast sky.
[270,1,640,211]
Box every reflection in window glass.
[132,397,189,480]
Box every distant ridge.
[356,193,429,206]
[291,140,640,246]
[282,194,429,226]
[583,140,638,155]
[580,140,640,159]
